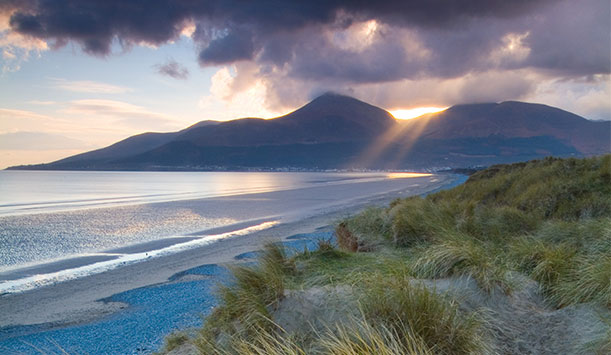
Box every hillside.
[7,94,610,170]
[403,101,609,155]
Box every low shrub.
[336,222,359,252]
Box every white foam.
[0,220,278,294]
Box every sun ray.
[348,111,439,169]
[390,107,447,120]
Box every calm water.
[0,170,437,292]
[0,170,386,217]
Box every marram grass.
[196,242,294,352]
[316,316,433,355]
[411,234,512,293]
[551,254,611,308]
[163,155,611,354]
[342,155,611,308]
[361,276,493,355]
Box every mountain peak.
[7,97,608,171]
[306,92,369,107]
[289,93,396,126]
[311,91,355,100]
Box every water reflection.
[386,172,432,179]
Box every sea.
[0,170,441,294]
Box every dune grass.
[157,330,190,353]
[434,155,611,219]
[289,245,408,288]
[341,155,611,306]
[165,155,610,354]
[360,276,492,355]
[195,243,294,353]
[200,324,307,355]
[194,240,488,354]
[509,217,611,307]
[197,316,434,355]
[584,324,611,355]
[411,234,512,293]
[316,316,433,355]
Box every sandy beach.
[0,174,460,353]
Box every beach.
[0,173,461,353]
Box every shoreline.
[0,174,461,338]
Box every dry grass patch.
[361,277,493,355]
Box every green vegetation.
[344,155,610,306]
[361,277,491,354]
[411,234,512,293]
[162,155,611,354]
[195,243,294,353]
[316,317,432,355]
[157,331,190,353]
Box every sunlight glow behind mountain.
[390,107,448,120]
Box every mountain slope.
[404,101,609,155]
[7,94,610,170]
[175,93,396,147]
[48,132,178,167]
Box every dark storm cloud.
[523,0,611,76]
[8,0,212,55]
[4,0,608,83]
[155,59,189,80]
[198,28,255,65]
[6,0,549,54]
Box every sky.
[0,0,609,169]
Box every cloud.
[3,0,557,66]
[4,1,606,81]
[154,59,189,79]
[1,0,608,121]
[522,0,611,76]
[4,0,211,56]
[0,149,86,169]
[27,100,56,105]
[198,28,255,65]
[198,63,285,120]
[529,74,611,121]
[51,78,131,93]
[0,3,48,73]
[0,131,89,150]
[0,107,49,121]
[0,107,76,134]
[0,108,56,132]
[62,99,183,130]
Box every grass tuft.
[361,277,492,355]
[260,242,296,276]
[317,316,433,355]
[229,325,306,355]
[390,197,454,247]
[551,255,611,308]
[411,235,512,293]
[157,330,189,353]
[197,242,294,351]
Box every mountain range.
[8,93,610,170]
